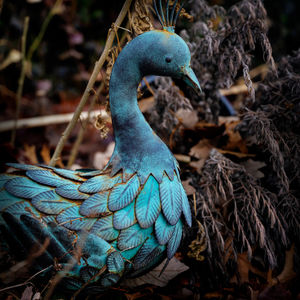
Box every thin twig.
[0,110,109,132]
[67,81,105,167]
[0,266,51,293]
[26,0,63,63]
[10,16,29,146]
[49,0,133,167]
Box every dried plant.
[238,50,300,241]
[149,0,276,134]
[148,77,193,142]
[190,149,287,284]
[181,0,275,122]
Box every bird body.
[0,4,201,290]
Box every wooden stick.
[67,82,105,167]
[49,0,133,167]
[10,16,29,146]
[0,110,109,132]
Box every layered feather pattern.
[0,163,191,289]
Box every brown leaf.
[40,144,51,164]
[189,159,206,174]
[241,159,266,179]
[182,179,196,196]
[222,120,248,153]
[21,286,33,300]
[175,108,198,128]
[189,139,212,160]
[138,96,155,113]
[24,144,38,164]
[235,252,267,284]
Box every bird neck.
[109,50,152,144]
[106,40,178,184]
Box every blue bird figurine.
[0,0,201,291]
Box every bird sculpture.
[0,0,201,291]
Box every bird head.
[138,29,201,94]
[133,0,201,94]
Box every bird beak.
[181,65,202,95]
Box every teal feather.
[108,175,140,211]
[118,223,152,251]
[120,244,142,260]
[79,191,110,217]
[56,206,96,230]
[136,175,160,228]
[80,266,99,283]
[167,219,183,259]
[52,168,85,182]
[107,251,125,274]
[154,213,175,245]
[6,163,42,171]
[56,184,89,200]
[100,273,120,288]
[113,200,136,230]
[159,175,182,225]
[181,185,192,227]
[133,235,165,270]
[4,201,40,218]
[0,190,21,210]
[91,215,119,241]
[26,169,70,187]
[79,174,121,193]
[32,190,73,214]
[5,177,50,199]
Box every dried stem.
[0,110,108,132]
[67,81,105,167]
[49,0,133,167]
[10,16,29,146]
[26,0,63,63]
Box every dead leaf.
[189,159,206,174]
[271,244,296,285]
[222,120,248,153]
[0,49,21,71]
[40,144,51,164]
[176,108,198,128]
[182,179,196,196]
[32,292,41,300]
[21,286,33,300]
[122,257,189,288]
[138,96,155,113]
[24,144,38,164]
[241,159,266,179]
[173,154,191,163]
[234,252,267,284]
[189,139,212,160]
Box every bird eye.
[165,57,172,63]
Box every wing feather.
[108,175,140,211]
[159,175,182,225]
[136,176,160,228]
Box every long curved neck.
[107,36,178,183]
[109,45,153,147]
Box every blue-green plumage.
[0,0,201,290]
